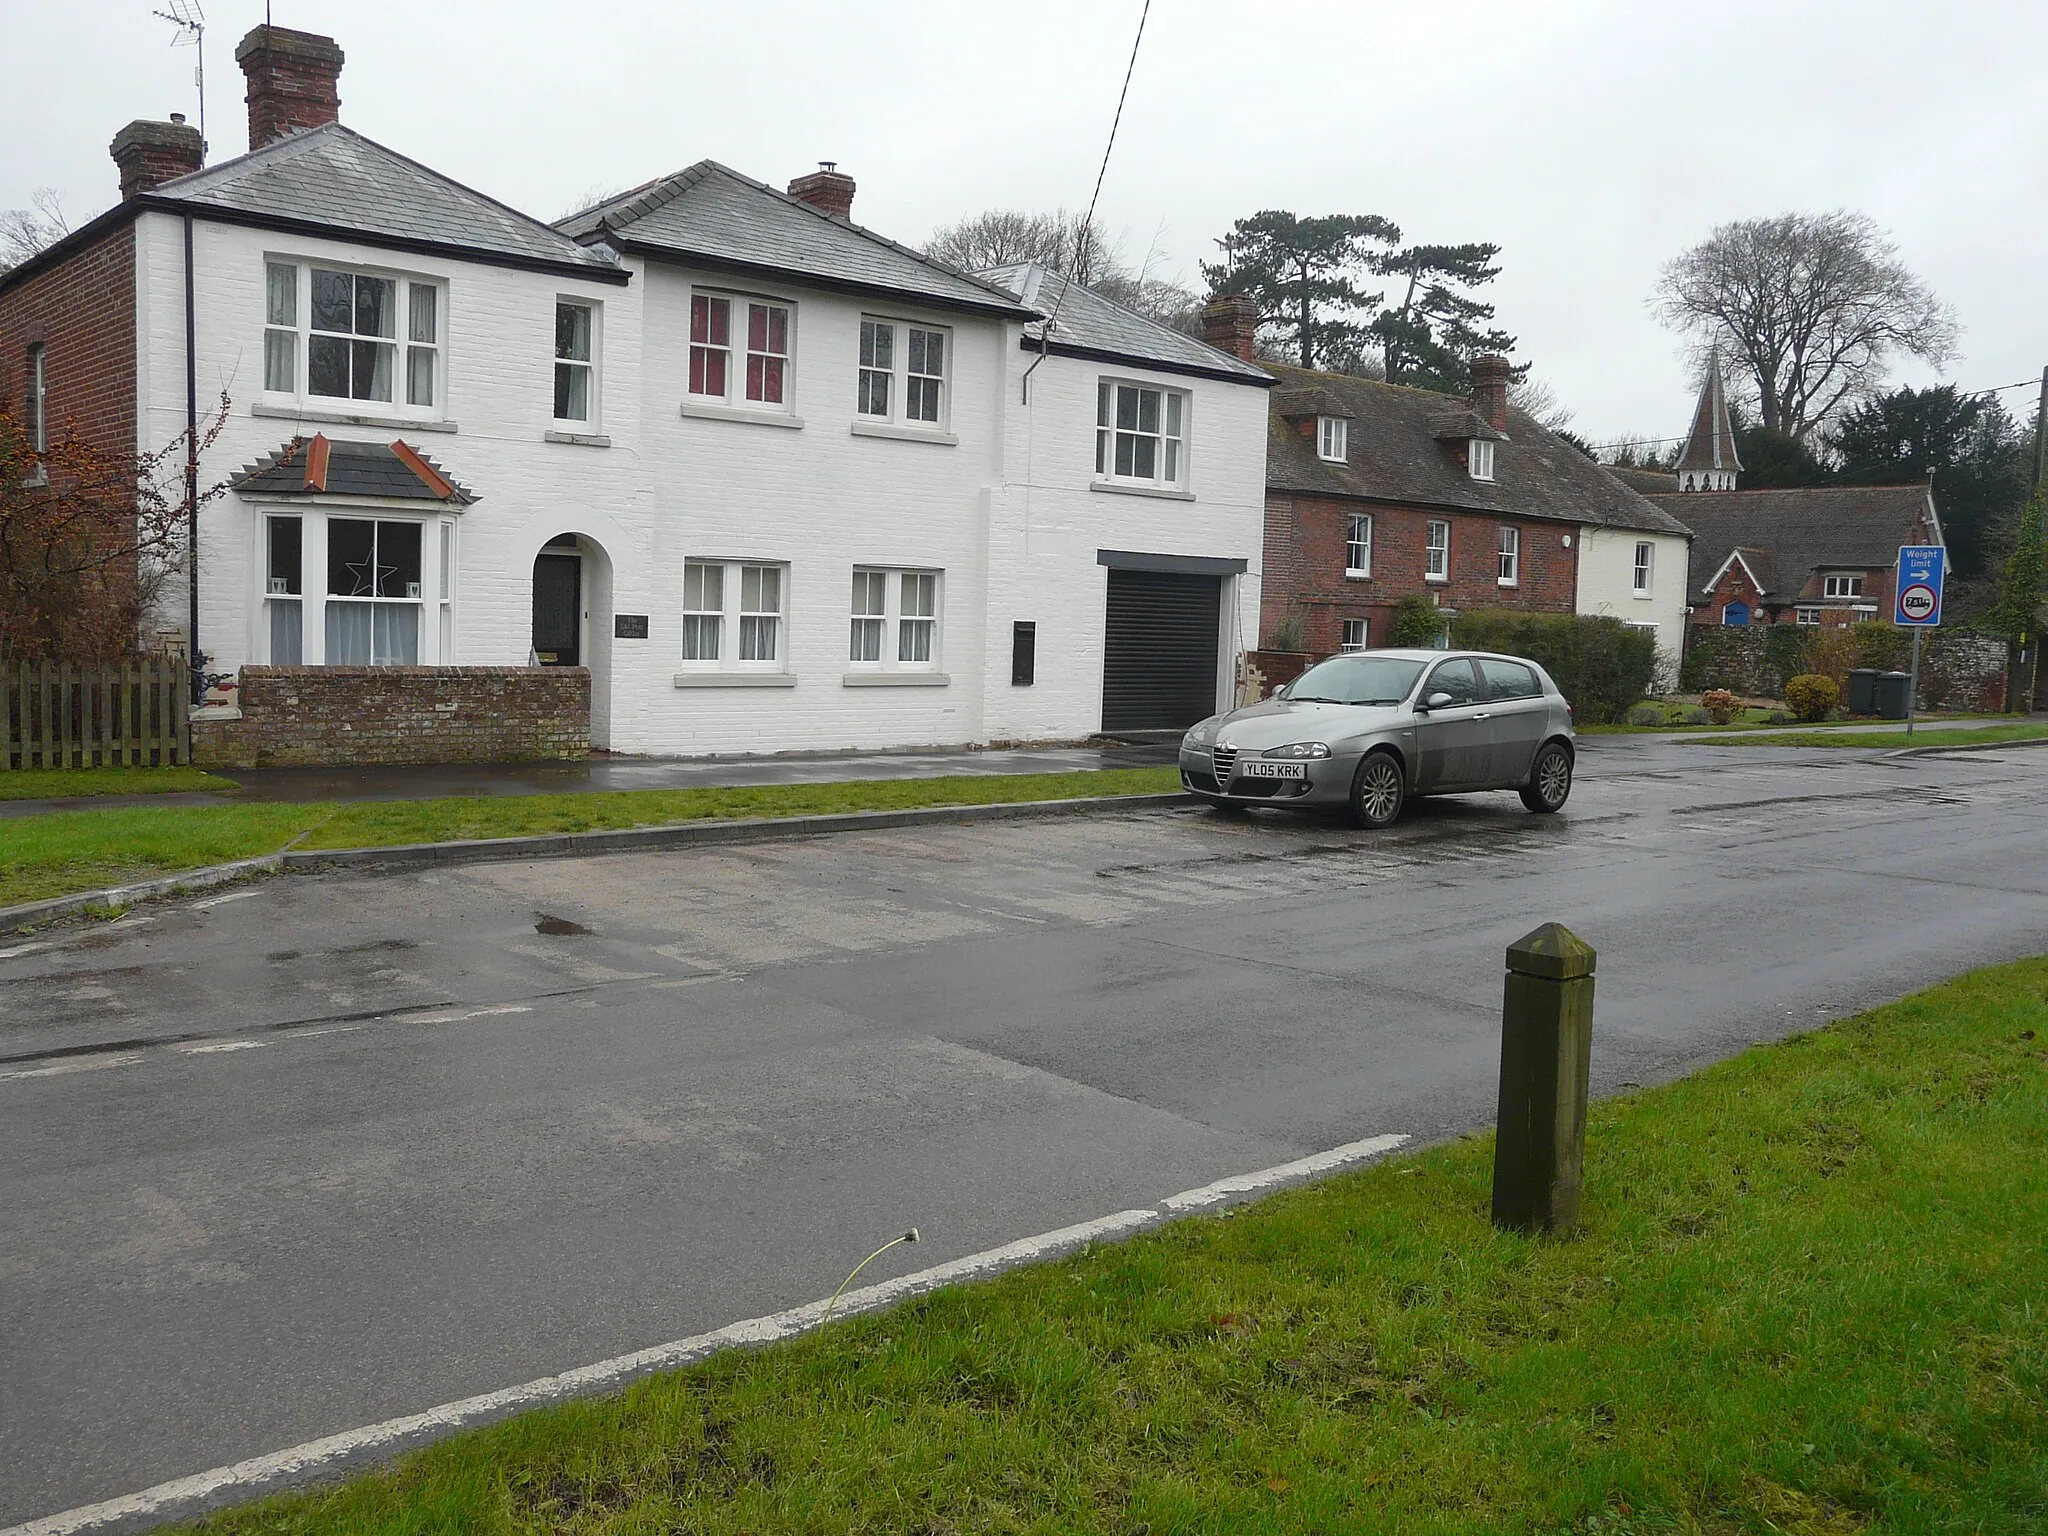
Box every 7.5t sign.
[1894,544,1946,736]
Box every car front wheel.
[1349,750,1406,829]
[1520,741,1573,814]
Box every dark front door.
[533,553,582,666]
[1101,568,1223,732]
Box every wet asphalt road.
[5,735,2048,1527]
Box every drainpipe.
[183,213,201,703]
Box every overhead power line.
[1047,0,1152,331]
[1580,376,2048,456]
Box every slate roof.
[979,263,1273,385]
[557,163,1033,317]
[1677,358,1742,473]
[141,123,620,280]
[1605,464,1680,495]
[233,434,475,504]
[1651,485,1935,602]
[1262,364,1692,536]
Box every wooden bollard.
[1490,923,1596,1234]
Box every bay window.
[848,567,942,671]
[263,259,442,415]
[266,516,303,664]
[326,518,422,664]
[1096,380,1187,488]
[680,559,788,670]
[254,510,455,665]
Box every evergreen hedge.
[1447,611,1658,724]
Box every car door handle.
[1472,712,1491,720]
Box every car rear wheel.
[1349,750,1406,829]
[1520,741,1573,814]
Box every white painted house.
[26,24,1271,759]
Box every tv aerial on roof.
[153,1,207,145]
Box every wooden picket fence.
[1,658,191,769]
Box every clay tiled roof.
[1263,364,1692,536]
[1652,484,1935,602]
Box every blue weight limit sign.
[1895,545,1945,627]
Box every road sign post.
[1894,546,1946,737]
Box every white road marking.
[3,1130,1411,1536]
[0,940,53,961]
[0,1054,142,1084]
[288,1025,362,1039]
[1160,1132,1411,1211]
[405,1003,533,1025]
[171,1041,264,1055]
[190,890,262,911]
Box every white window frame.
[1795,606,1821,627]
[24,342,46,453]
[1425,519,1450,583]
[688,290,794,413]
[1497,525,1520,587]
[553,299,600,428]
[847,566,943,671]
[678,558,789,672]
[1345,513,1372,578]
[1317,415,1348,463]
[261,257,445,419]
[1823,573,1865,598]
[1095,378,1188,489]
[1469,438,1496,481]
[855,316,950,432]
[1632,540,1654,597]
[1340,618,1368,652]
[252,507,452,666]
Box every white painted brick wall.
[1574,525,1691,686]
[139,213,1270,756]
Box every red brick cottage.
[1241,355,1689,658]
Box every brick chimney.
[236,25,344,151]
[1202,295,1260,364]
[1471,353,1512,432]
[787,162,855,220]
[110,116,206,199]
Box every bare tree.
[1653,211,1958,441]
[1509,374,1575,435]
[926,208,1199,327]
[0,189,71,272]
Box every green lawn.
[0,768,1183,908]
[1688,722,2048,750]
[0,765,238,800]
[175,960,2048,1535]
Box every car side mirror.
[1272,681,1290,699]
[1424,691,1455,710]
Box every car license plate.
[1240,760,1307,780]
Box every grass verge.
[0,765,238,800]
[1687,722,2048,750]
[174,960,2048,1535]
[0,768,1182,908]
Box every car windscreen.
[1285,654,1428,707]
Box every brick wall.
[0,222,137,466]
[189,665,590,768]
[1261,492,1578,655]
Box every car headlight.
[1183,719,1216,747]
[1264,741,1332,759]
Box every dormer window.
[1469,438,1496,481]
[1317,416,1348,463]
[1823,573,1864,598]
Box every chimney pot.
[787,164,856,220]
[1470,353,1512,432]
[1202,295,1260,365]
[236,24,344,151]
[109,117,207,200]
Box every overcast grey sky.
[10,0,2045,445]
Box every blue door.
[1722,601,1750,627]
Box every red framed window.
[689,294,730,398]
[745,302,789,404]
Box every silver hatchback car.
[1178,648,1576,828]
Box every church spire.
[1675,354,1741,491]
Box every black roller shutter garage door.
[1102,568,1223,731]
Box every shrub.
[1625,702,1667,727]
[1682,706,1712,725]
[1700,688,1739,725]
[1783,673,1840,722]
[1765,709,1792,725]
[1264,614,1306,652]
[1807,623,1856,686]
[1389,594,1445,648]
[1447,611,1658,724]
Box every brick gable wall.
[1260,492,1578,655]
[0,224,138,467]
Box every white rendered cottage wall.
[1574,525,1690,687]
[618,258,1008,755]
[136,211,646,741]
[982,342,1268,741]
